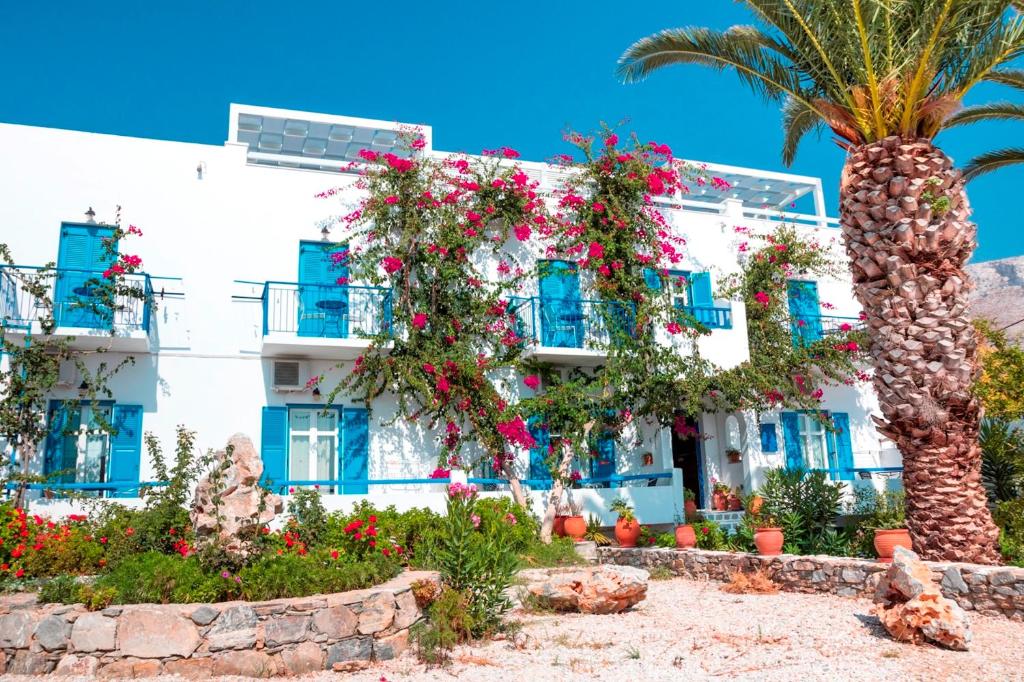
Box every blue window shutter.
[690,272,713,307]
[759,423,779,453]
[298,241,349,338]
[538,261,582,347]
[591,431,616,488]
[832,412,855,481]
[780,412,803,470]
[261,406,288,494]
[108,405,143,498]
[642,267,662,291]
[527,415,551,488]
[44,401,70,478]
[342,407,369,495]
[787,280,822,344]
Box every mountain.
[967,255,1024,343]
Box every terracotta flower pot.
[874,528,912,563]
[712,492,727,511]
[615,518,642,547]
[727,494,742,511]
[748,495,764,515]
[563,515,586,541]
[753,527,784,556]
[675,524,696,549]
[553,515,567,538]
[684,499,697,517]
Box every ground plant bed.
[0,570,437,676]
[599,546,1024,621]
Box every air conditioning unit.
[54,361,80,389]
[272,360,305,391]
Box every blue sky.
[2,2,1021,261]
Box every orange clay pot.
[563,515,587,541]
[615,518,642,548]
[753,527,784,556]
[712,492,727,511]
[684,499,697,517]
[873,528,912,563]
[675,524,696,549]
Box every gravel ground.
[9,577,1024,682]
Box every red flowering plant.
[0,504,106,580]
[324,132,549,506]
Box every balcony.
[511,296,734,365]
[789,314,863,348]
[260,281,393,359]
[0,265,153,352]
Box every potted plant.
[753,513,785,556]
[562,500,586,541]
[610,498,641,547]
[869,490,911,562]
[711,479,730,511]
[727,486,743,511]
[726,447,742,464]
[683,488,697,517]
[554,502,570,538]
[674,514,696,549]
[583,514,610,546]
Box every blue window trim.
[277,403,368,493]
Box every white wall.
[0,111,896,511]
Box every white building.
[0,104,902,525]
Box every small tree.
[0,221,148,508]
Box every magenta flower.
[382,256,403,274]
[412,313,428,330]
[588,242,605,259]
[523,375,540,390]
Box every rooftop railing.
[0,265,152,334]
[262,281,392,338]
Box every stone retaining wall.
[0,571,437,677]
[599,547,1024,621]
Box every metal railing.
[677,304,733,330]
[0,265,152,333]
[262,281,392,339]
[510,296,734,350]
[790,314,863,347]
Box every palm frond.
[985,68,1024,90]
[962,147,1024,180]
[944,102,1024,128]
[781,97,823,166]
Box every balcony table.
[315,299,349,337]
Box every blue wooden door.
[297,242,348,338]
[591,431,616,488]
[787,280,821,345]
[55,224,115,328]
[342,407,369,494]
[538,261,582,347]
[780,412,803,470]
[830,412,855,481]
[44,401,80,484]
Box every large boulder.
[872,546,971,650]
[520,565,648,614]
[190,434,283,558]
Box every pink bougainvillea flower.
[598,264,612,277]
[382,256,403,274]
[422,362,435,374]
[754,291,771,307]
[383,153,414,173]
[358,149,379,162]
[411,137,426,150]
[523,375,540,390]
[514,224,531,241]
[666,322,683,335]
[384,195,399,205]
[605,133,619,147]
[592,202,605,213]
[436,376,450,393]
[412,313,428,330]
[840,322,852,332]
[588,242,605,259]
[501,146,520,159]
[646,173,665,195]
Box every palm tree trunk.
[839,136,1000,564]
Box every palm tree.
[619,0,1024,564]
[945,71,1024,179]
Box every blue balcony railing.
[790,314,863,347]
[509,296,733,351]
[262,281,393,339]
[0,265,152,333]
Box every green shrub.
[654,531,676,548]
[692,520,728,550]
[411,586,475,666]
[324,502,440,566]
[38,574,80,604]
[286,487,328,546]
[759,468,845,554]
[91,552,228,604]
[517,537,584,568]
[239,551,400,601]
[431,487,518,638]
[995,498,1024,567]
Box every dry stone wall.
[0,571,435,677]
[600,547,1024,621]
